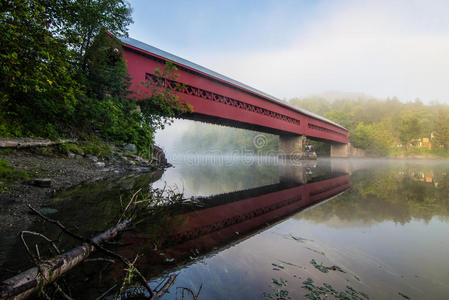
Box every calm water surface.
[146,158,449,300]
[2,158,449,299]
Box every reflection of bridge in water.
[166,173,350,257]
[119,163,351,270]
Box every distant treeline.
[291,95,449,157]
[177,95,449,157]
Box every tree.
[0,0,186,157]
[59,0,133,73]
[84,29,129,99]
[432,112,449,150]
[398,115,421,149]
[324,110,355,130]
[350,122,394,156]
[0,0,80,137]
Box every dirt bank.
[0,142,168,277]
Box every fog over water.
[154,119,194,155]
[154,118,279,159]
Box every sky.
[127,0,449,103]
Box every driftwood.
[0,138,76,149]
[0,219,131,300]
[154,274,178,299]
[1,188,180,299]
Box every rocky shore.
[0,139,169,274]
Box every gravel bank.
[0,146,167,276]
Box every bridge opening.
[154,119,334,161]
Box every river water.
[2,157,449,299]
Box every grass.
[57,140,113,158]
[80,142,112,157]
[0,158,31,182]
[57,143,84,155]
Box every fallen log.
[0,219,131,300]
[0,138,76,149]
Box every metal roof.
[118,36,347,131]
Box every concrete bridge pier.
[330,143,365,158]
[278,135,316,160]
[330,143,350,158]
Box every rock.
[67,151,75,158]
[129,167,151,173]
[124,144,137,154]
[94,162,105,168]
[26,178,52,188]
[38,207,58,215]
[151,145,167,165]
[130,155,150,166]
[86,155,98,162]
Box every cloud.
[194,0,449,102]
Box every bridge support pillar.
[330,143,349,157]
[279,135,316,160]
[331,143,365,158]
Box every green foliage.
[44,0,133,72]
[310,259,330,273]
[351,123,394,156]
[0,158,30,181]
[57,143,84,155]
[0,1,186,156]
[432,111,449,150]
[324,110,355,130]
[80,141,113,157]
[84,30,129,99]
[263,278,289,300]
[140,62,193,131]
[58,140,115,157]
[301,278,369,300]
[290,95,449,157]
[398,115,421,149]
[0,0,81,138]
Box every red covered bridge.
[118,36,350,157]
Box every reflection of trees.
[299,165,449,225]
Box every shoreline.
[0,144,168,274]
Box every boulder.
[95,162,105,168]
[86,155,98,162]
[26,178,52,188]
[151,145,167,166]
[124,144,137,154]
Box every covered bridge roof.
[118,36,347,131]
